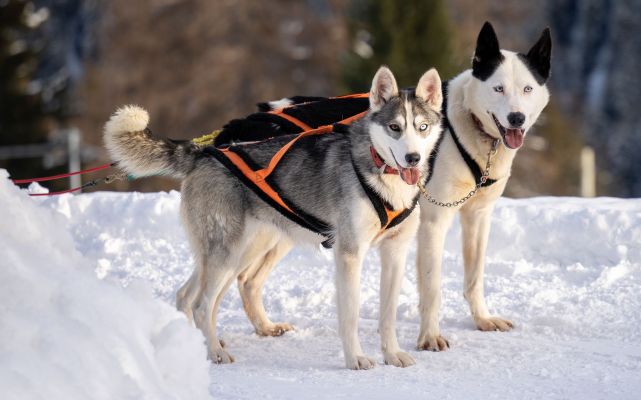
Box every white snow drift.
[0,171,212,400]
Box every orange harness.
[202,93,417,247]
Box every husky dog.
[104,66,444,369]
[415,22,552,351]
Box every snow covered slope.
[0,172,212,400]
[2,172,641,399]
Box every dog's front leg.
[379,214,419,367]
[335,243,374,370]
[416,207,457,351]
[460,205,513,332]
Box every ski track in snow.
[32,190,641,399]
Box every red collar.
[370,146,398,175]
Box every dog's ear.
[525,27,552,84]
[369,66,399,112]
[416,68,442,110]
[472,21,504,81]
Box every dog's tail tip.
[105,105,149,135]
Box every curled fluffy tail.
[104,105,198,179]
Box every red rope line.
[11,163,113,184]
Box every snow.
[2,171,641,399]
[0,171,211,400]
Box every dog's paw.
[208,345,235,364]
[475,316,514,332]
[417,334,450,352]
[256,322,294,337]
[383,351,416,368]
[345,354,376,370]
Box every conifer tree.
[342,0,457,92]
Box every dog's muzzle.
[492,114,525,149]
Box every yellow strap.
[192,129,222,147]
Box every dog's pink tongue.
[504,128,524,149]
[400,167,421,185]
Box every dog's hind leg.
[176,262,202,324]
[238,239,294,337]
[194,257,239,364]
[460,205,513,332]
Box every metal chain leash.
[417,139,499,208]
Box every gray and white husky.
[103,66,443,369]
[415,22,552,351]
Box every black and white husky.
[104,67,443,369]
[416,22,552,351]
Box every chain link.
[417,139,499,208]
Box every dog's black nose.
[507,112,526,127]
[405,153,420,167]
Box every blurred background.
[1,0,639,197]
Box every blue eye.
[419,123,428,131]
[493,85,504,93]
[524,85,533,93]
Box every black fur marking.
[519,27,552,85]
[400,87,416,99]
[472,22,505,81]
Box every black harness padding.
[215,96,370,148]
[351,158,420,232]
[281,97,370,128]
[200,145,335,248]
[440,81,497,188]
[215,114,303,147]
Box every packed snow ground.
[2,172,641,399]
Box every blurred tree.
[0,0,56,183]
[342,0,457,92]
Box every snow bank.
[0,171,212,400]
